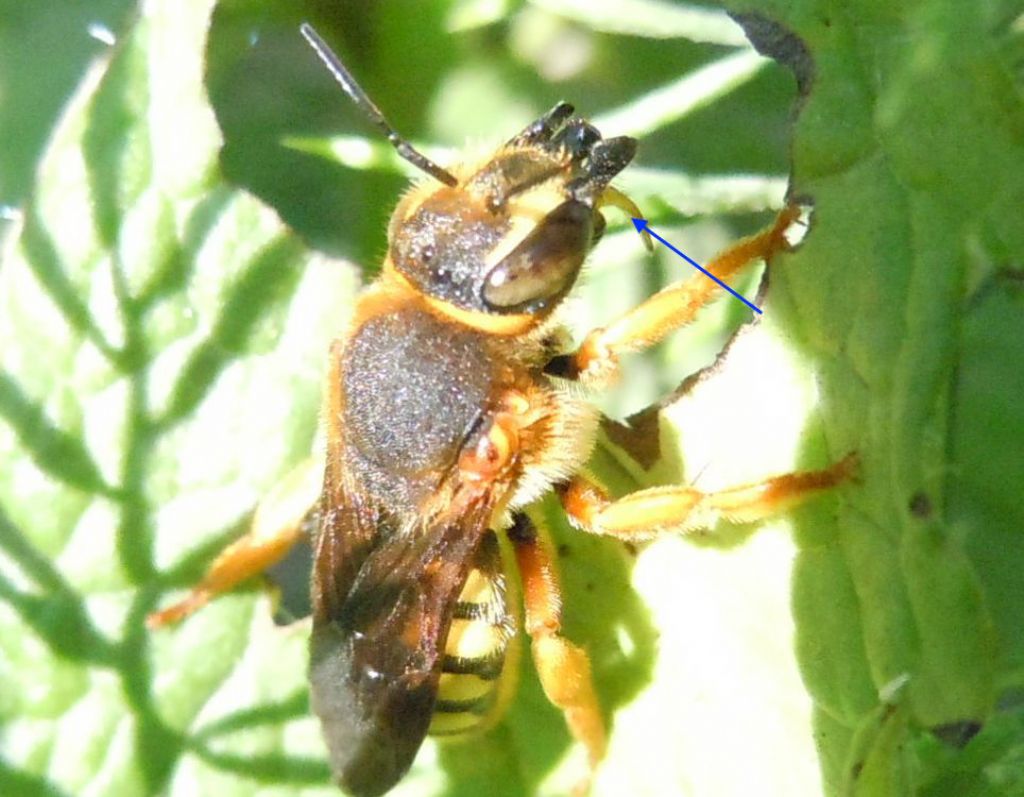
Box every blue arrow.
[632,218,762,315]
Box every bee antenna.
[300,23,458,187]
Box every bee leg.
[146,457,322,628]
[568,204,801,387]
[560,453,857,539]
[508,514,606,785]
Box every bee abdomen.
[442,648,504,679]
[430,537,515,738]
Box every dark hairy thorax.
[341,304,518,515]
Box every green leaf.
[700,1,1024,794]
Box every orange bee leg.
[508,514,606,786]
[146,457,322,628]
[561,453,858,539]
[571,204,801,385]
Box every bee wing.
[310,460,494,797]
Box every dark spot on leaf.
[909,491,933,518]
[997,686,1024,711]
[931,720,983,749]
[558,543,571,557]
[996,266,1024,287]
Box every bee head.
[388,103,638,321]
[297,27,637,326]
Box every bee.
[148,22,856,797]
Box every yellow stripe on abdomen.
[430,534,516,737]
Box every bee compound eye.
[482,200,593,313]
